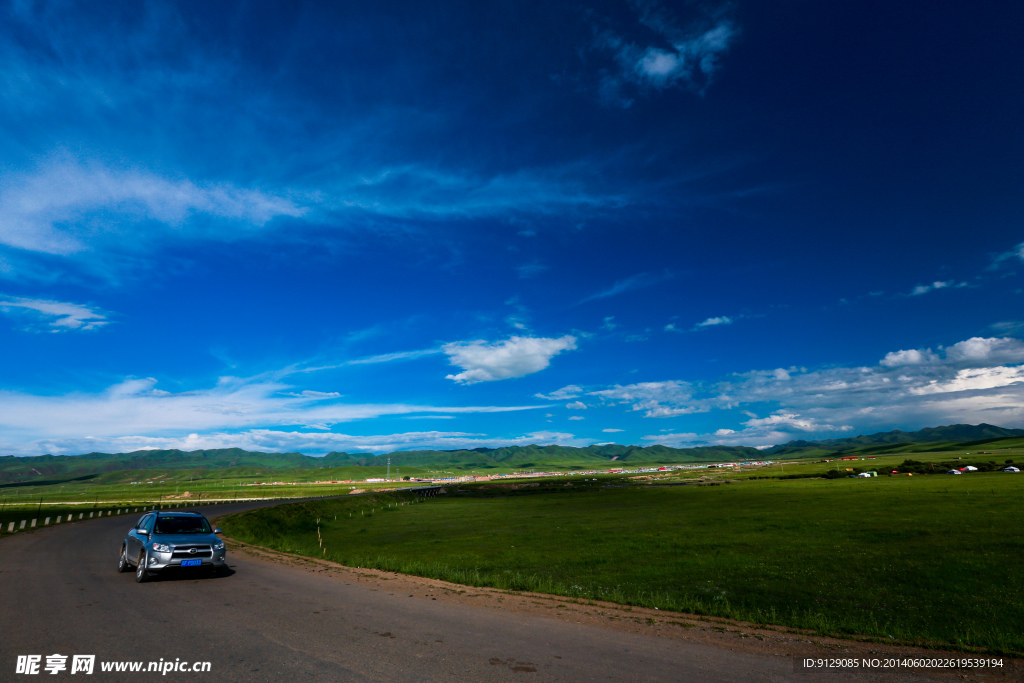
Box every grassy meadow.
[222,471,1024,655]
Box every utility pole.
[387,457,391,481]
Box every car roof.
[154,511,206,517]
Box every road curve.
[0,500,995,682]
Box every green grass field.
[222,473,1024,655]
[0,467,421,510]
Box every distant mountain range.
[0,443,765,484]
[1,423,1022,485]
[765,423,1024,454]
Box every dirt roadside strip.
[216,531,1024,682]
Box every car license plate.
[180,559,202,567]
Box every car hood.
[150,533,219,546]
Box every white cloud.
[601,316,617,331]
[0,295,108,331]
[694,315,732,329]
[443,335,577,384]
[880,338,1024,369]
[590,335,1024,445]
[602,428,624,433]
[0,428,596,458]
[945,337,1024,366]
[282,390,342,398]
[0,157,305,256]
[568,416,585,421]
[880,348,939,367]
[595,3,738,105]
[590,380,699,417]
[909,280,967,296]
[743,412,852,433]
[0,376,549,455]
[642,411,852,449]
[535,385,584,400]
[566,401,587,410]
[910,366,1024,395]
[641,432,699,447]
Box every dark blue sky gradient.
[0,0,1022,455]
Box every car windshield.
[154,516,211,535]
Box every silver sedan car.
[119,511,227,582]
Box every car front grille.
[171,545,213,559]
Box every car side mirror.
[214,528,223,534]
[138,528,149,536]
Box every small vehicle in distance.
[119,511,227,582]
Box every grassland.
[222,470,1024,655]
[0,465,421,538]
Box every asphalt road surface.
[0,500,1008,682]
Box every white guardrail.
[1,500,236,535]
[0,493,373,535]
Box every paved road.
[0,501,993,682]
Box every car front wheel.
[135,552,149,583]
[118,546,131,573]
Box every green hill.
[0,443,765,485]
[3,423,1022,486]
[766,423,1024,455]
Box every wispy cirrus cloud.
[517,261,548,279]
[0,295,109,331]
[989,241,1024,269]
[331,165,624,220]
[0,157,306,257]
[0,5,633,283]
[578,271,671,304]
[990,321,1024,335]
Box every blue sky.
[1,0,1023,456]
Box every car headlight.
[213,542,225,551]
[151,543,172,553]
